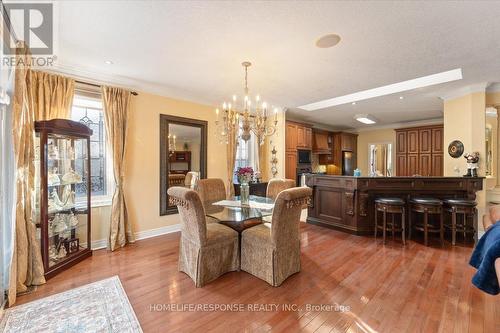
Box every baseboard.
[91,224,181,250]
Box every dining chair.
[196,178,226,202]
[184,171,198,188]
[241,187,312,287]
[266,178,295,200]
[167,186,239,287]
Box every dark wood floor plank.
[14,223,499,333]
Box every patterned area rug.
[0,276,142,333]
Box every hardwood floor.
[16,223,500,333]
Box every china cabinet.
[35,119,92,279]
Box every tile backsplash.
[312,154,326,173]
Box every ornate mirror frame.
[159,114,208,215]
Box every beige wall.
[356,128,396,176]
[443,92,486,177]
[443,91,486,232]
[262,111,286,181]
[91,92,287,245]
[92,91,228,243]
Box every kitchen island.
[305,175,484,235]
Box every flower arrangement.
[235,166,254,184]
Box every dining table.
[203,195,275,233]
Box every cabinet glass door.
[44,135,89,268]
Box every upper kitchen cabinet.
[395,124,443,176]
[340,133,358,152]
[286,122,298,151]
[286,121,312,151]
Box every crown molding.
[46,62,216,108]
[354,117,443,133]
[439,82,490,101]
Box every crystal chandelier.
[215,62,278,145]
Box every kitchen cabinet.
[305,127,312,149]
[286,121,312,150]
[318,132,357,175]
[285,121,312,180]
[395,125,443,176]
[396,131,407,154]
[341,133,356,152]
[432,127,444,153]
[396,154,407,176]
[286,122,298,151]
[285,151,297,179]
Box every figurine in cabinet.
[35,119,93,279]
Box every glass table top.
[204,195,274,232]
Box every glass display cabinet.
[35,119,92,279]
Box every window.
[71,95,114,206]
[233,130,258,183]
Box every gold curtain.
[8,42,46,306]
[102,86,134,251]
[27,70,75,120]
[258,137,267,181]
[226,123,238,198]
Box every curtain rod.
[76,80,138,96]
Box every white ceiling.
[49,1,500,129]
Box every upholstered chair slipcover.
[195,178,226,224]
[241,187,312,287]
[168,187,239,287]
[266,178,296,200]
[184,171,198,188]
[196,178,226,202]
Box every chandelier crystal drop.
[215,62,278,145]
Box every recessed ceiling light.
[104,60,113,65]
[399,96,404,100]
[299,68,463,111]
[351,102,356,105]
[355,114,376,125]
[316,34,341,48]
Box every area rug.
[0,276,142,333]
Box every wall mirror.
[160,115,207,215]
[485,107,498,177]
[368,143,393,177]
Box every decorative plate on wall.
[448,140,464,158]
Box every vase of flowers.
[235,166,253,205]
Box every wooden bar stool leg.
[408,206,412,240]
[402,207,406,246]
[424,209,428,247]
[392,213,395,240]
[451,207,457,246]
[463,212,467,244]
[383,208,387,244]
[440,209,444,247]
[374,205,378,238]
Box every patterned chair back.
[196,178,226,202]
[266,178,296,200]
[271,187,312,248]
[167,186,208,245]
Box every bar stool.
[374,198,406,245]
[443,198,477,245]
[409,198,444,247]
